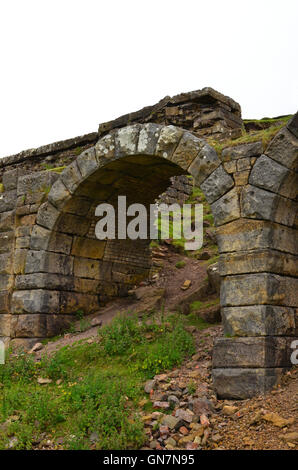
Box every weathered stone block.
[0,232,14,253]
[222,305,296,337]
[36,202,60,230]
[219,249,298,277]
[171,132,202,170]
[0,274,13,291]
[222,141,263,161]
[211,188,240,226]
[56,213,90,236]
[59,291,99,314]
[212,337,292,368]
[201,165,234,204]
[17,171,58,196]
[287,112,298,139]
[15,236,30,249]
[61,196,92,216]
[48,179,71,209]
[2,169,18,190]
[0,190,17,212]
[71,237,106,259]
[25,250,73,276]
[13,249,28,275]
[95,134,115,161]
[0,253,12,275]
[249,154,292,197]
[265,127,298,170]
[212,368,285,399]
[0,291,10,313]
[76,147,98,178]
[0,211,14,232]
[236,157,251,171]
[46,315,75,337]
[156,125,184,160]
[137,123,162,155]
[115,125,140,157]
[221,273,298,307]
[11,314,47,338]
[73,257,101,280]
[59,161,82,194]
[216,219,298,255]
[0,314,11,336]
[188,145,221,185]
[15,273,74,291]
[11,290,60,314]
[234,170,250,186]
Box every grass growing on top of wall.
[207,115,293,155]
[0,313,196,450]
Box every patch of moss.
[0,183,4,193]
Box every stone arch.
[7,115,298,398]
[12,124,224,317]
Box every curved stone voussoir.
[155,125,184,160]
[114,124,141,158]
[211,187,240,226]
[241,184,298,227]
[188,144,221,185]
[60,160,82,194]
[265,126,298,170]
[95,133,116,162]
[249,154,296,199]
[36,201,60,230]
[47,178,71,209]
[76,146,98,179]
[171,131,204,170]
[200,164,234,204]
[137,123,162,155]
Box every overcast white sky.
[0,0,297,158]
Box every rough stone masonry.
[0,87,297,399]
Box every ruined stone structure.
[0,88,297,398]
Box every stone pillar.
[211,118,298,398]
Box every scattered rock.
[175,408,195,423]
[181,280,192,290]
[281,432,298,443]
[153,401,170,410]
[222,405,238,416]
[262,412,295,428]
[28,342,43,354]
[161,415,180,430]
[37,377,52,385]
[144,380,156,394]
[168,395,180,406]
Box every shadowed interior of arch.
[47,154,190,314]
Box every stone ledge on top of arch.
[221,305,297,337]
[249,154,297,200]
[218,248,298,277]
[220,273,298,308]
[216,219,298,255]
[241,184,298,227]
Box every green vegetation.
[175,260,186,269]
[0,313,195,450]
[0,183,4,193]
[207,115,292,156]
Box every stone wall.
[0,89,297,399]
